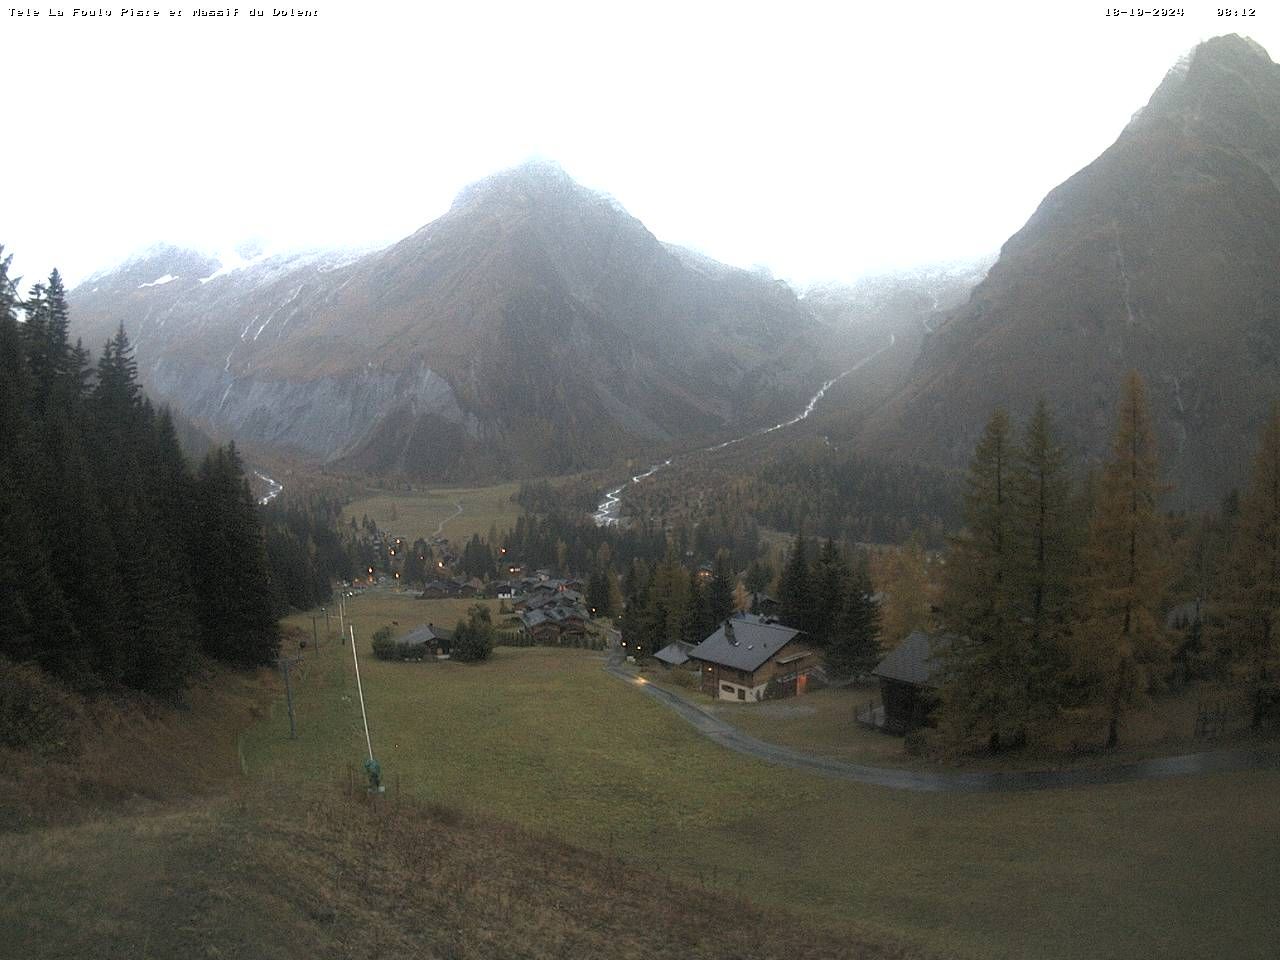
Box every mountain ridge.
[857,34,1280,505]
[69,162,838,480]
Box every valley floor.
[241,595,1280,960]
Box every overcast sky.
[5,2,1278,289]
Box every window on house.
[721,684,734,694]
[737,688,745,700]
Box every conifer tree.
[1213,405,1280,728]
[193,444,280,666]
[1072,373,1172,747]
[812,538,850,647]
[826,550,881,679]
[778,530,816,636]
[706,549,736,626]
[1007,399,1077,742]
[937,409,1019,750]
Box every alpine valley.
[69,162,844,481]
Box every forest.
[0,248,279,705]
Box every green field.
[342,482,523,546]
[247,593,1280,960]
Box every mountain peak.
[1136,34,1279,127]
[449,159,604,214]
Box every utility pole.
[277,655,302,739]
[338,593,346,644]
[311,614,320,651]
[350,624,382,792]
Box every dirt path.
[604,650,1280,792]
[431,501,463,539]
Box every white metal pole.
[349,624,374,762]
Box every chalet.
[520,609,563,644]
[696,562,714,582]
[400,623,454,657]
[419,579,459,599]
[870,629,949,734]
[518,598,591,644]
[687,615,816,702]
[450,577,479,598]
[654,640,695,668]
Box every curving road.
[593,334,897,526]
[431,501,464,539]
[604,650,1280,793]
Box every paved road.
[604,651,1280,793]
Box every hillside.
[69,163,840,481]
[858,35,1280,505]
[0,657,925,960]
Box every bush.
[451,605,495,663]
[370,625,398,661]
[0,662,82,757]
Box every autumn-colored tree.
[1212,405,1280,729]
[1006,399,1077,742]
[873,532,933,650]
[1071,373,1172,748]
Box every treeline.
[503,504,670,575]
[0,249,278,698]
[617,537,881,680]
[261,495,354,612]
[620,440,959,549]
[933,375,1280,752]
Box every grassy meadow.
[240,591,1280,960]
[342,482,523,545]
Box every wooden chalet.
[518,597,591,644]
[400,622,454,657]
[419,579,457,599]
[687,615,815,702]
[870,630,948,734]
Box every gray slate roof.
[871,630,949,687]
[688,616,802,673]
[401,624,454,647]
[654,641,695,666]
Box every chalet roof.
[688,616,802,673]
[401,623,454,646]
[655,641,695,666]
[871,630,950,687]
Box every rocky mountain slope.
[858,35,1280,505]
[69,163,833,480]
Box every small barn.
[687,615,815,702]
[870,630,948,734]
[654,640,695,668]
[400,623,454,658]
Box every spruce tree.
[937,408,1018,750]
[194,444,280,666]
[826,550,881,679]
[812,538,850,647]
[1072,373,1172,747]
[706,550,736,626]
[778,530,816,636]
